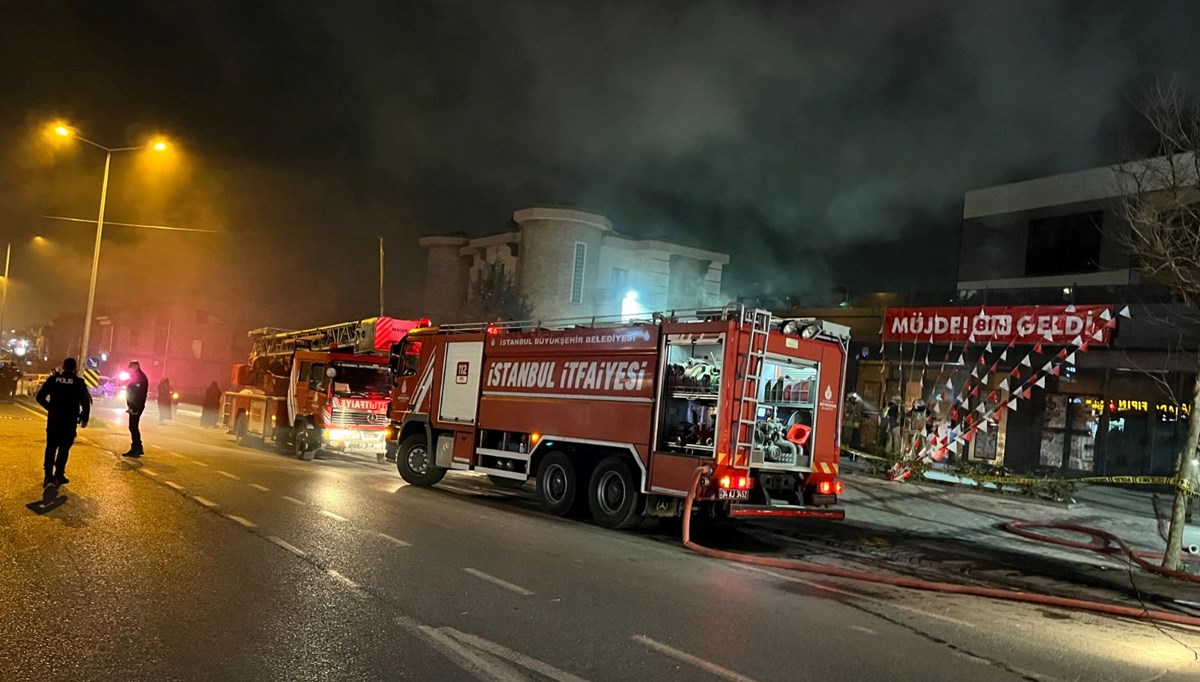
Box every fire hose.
[681,466,1200,629]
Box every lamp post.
[0,242,9,345]
[51,125,169,362]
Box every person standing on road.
[122,360,149,458]
[201,380,221,428]
[35,358,91,487]
[157,376,173,423]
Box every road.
[2,399,1199,681]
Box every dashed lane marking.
[848,625,878,635]
[281,495,306,506]
[326,569,367,597]
[377,532,411,547]
[267,536,307,557]
[216,470,240,480]
[631,635,758,682]
[192,496,218,508]
[164,481,185,492]
[462,568,534,596]
[439,627,589,682]
[319,510,348,522]
[188,460,209,467]
[226,514,257,529]
[396,616,529,682]
[248,483,270,492]
[142,470,159,477]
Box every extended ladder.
[248,318,378,359]
[731,308,773,468]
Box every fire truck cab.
[222,317,425,461]
[387,307,850,528]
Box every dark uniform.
[36,366,92,485]
[125,365,149,457]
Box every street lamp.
[49,123,170,362]
[0,236,47,349]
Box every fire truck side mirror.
[325,367,337,379]
[389,341,415,377]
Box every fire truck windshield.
[331,362,392,397]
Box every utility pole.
[0,242,10,344]
[379,236,385,317]
[80,150,112,363]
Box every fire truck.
[222,317,425,461]
[386,306,850,528]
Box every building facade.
[420,207,730,322]
[48,299,242,397]
[747,157,1199,478]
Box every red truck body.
[388,307,850,528]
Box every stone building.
[420,206,729,321]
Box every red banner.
[883,305,1114,346]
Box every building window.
[1024,211,1103,277]
[570,242,587,305]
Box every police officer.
[122,360,149,458]
[35,358,92,487]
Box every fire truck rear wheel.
[588,457,642,530]
[536,452,580,516]
[397,434,446,486]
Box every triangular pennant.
[1007,399,1018,411]
[1033,341,1043,354]
[969,333,977,344]
[1065,304,1076,313]
[945,378,954,390]
[1092,330,1104,342]
[1070,335,1083,346]
[979,421,988,432]
[1065,352,1076,364]
[1000,349,1008,361]
[1021,355,1032,367]
[988,390,998,402]
[1035,376,1046,388]
[1052,365,1062,377]
[1023,388,1032,399]
[999,378,1009,391]
[1057,349,1069,360]
[985,341,993,353]
[1105,318,1118,329]
[979,354,988,366]
[1119,306,1131,319]
[950,441,960,453]
[971,366,979,378]
[1079,342,1089,353]
[1100,309,1112,321]
[970,386,980,397]
[1042,361,1053,372]
[1043,331,1054,342]
[1011,367,1021,377]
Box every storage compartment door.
[439,341,484,424]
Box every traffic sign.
[86,356,100,371]
[81,368,100,388]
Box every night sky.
[3,0,1200,332]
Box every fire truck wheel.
[397,434,446,486]
[588,457,642,530]
[536,452,580,516]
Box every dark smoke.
[3,0,1200,330]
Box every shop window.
[1039,395,1102,472]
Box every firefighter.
[35,358,91,487]
[843,393,864,452]
[122,360,149,458]
[157,376,174,423]
[201,381,221,428]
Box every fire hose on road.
[681,466,1200,629]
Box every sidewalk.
[738,459,1200,615]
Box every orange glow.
[54,125,71,137]
[834,480,844,495]
[151,139,168,151]
[719,475,731,489]
[530,432,541,444]
[818,480,833,495]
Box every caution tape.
[840,447,1199,495]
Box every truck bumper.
[729,504,845,520]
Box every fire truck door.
[438,341,483,424]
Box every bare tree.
[1118,82,1200,570]
[467,261,533,322]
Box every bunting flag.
[1035,376,1046,388]
[1092,329,1105,342]
[1100,309,1112,321]
[1119,306,1132,319]
[945,378,954,390]
[1042,361,1054,372]
[1052,365,1062,377]
[1021,355,1032,367]
[1023,388,1032,399]
[1070,335,1083,346]
[1000,349,1008,361]
[1057,349,1069,360]
[1065,304,1076,313]
[979,421,988,432]
[1043,331,1054,342]
[979,354,988,365]
[985,341,993,353]
[976,403,986,413]
[1033,341,1043,354]
[1011,367,1021,377]
[1066,352,1076,364]
[1007,399,1018,411]
[970,366,979,379]
[999,378,1009,391]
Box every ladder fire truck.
[386,306,850,528]
[221,316,426,461]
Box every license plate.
[345,442,382,451]
[718,489,750,501]
[811,493,836,506]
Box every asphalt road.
[2,399,1199,681]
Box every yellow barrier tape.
[840,447,1199,496]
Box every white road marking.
[395,616,528,682]
[164,481,185,491]
[142,469,159,477]
[377,532,411,547]
[462,568,534,596]
[848,625,877,635]
[248,483,270,492]
[281,495,306,506]
[440,627,589,682]
[326,569,367,596]
[192,496,218,508]
[631,635,758,682]
[738,565,978,629]
[226,515,257,529]
[216,470,240,480]
[267,536,307,557]
[189,460,209,467]
[319,510,348,522]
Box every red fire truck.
[386,307,850,528]
[222,317,425,461]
